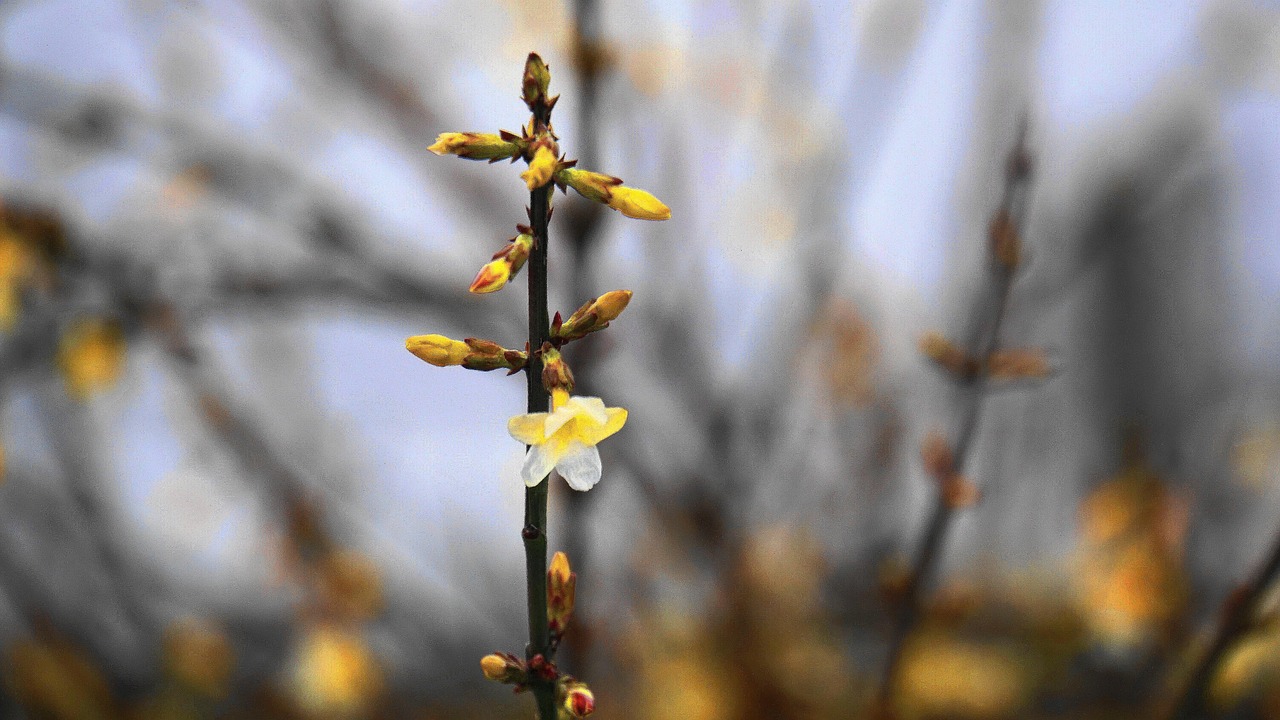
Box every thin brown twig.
[875,122,1034,708]
[1166,525,1280,719]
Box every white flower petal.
[556,442,602,491]
[571,396,610,425]
[543,405,575,437]
[520,445,558,487]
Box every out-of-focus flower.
[555,168,670,220]
[0,229,33,330]
[896,631,1033,719]
[521,144,559,191]
[164,618,234,698]
[291,624,382,718]
[508,395,627,490]
[427,132,523,161]
[56,319,125,400]
[6,633,115,719]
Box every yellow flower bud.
[479,652,525,684]
[480,654,507,681]
[607,185,671,220]
[591,290,632,323]
[469,259,511,294]
[427,132,522,161]
[547,550,577,636]
[405,334,470,367]
[556,168,621,204]
[521,145,558,191]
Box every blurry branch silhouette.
[560,0,609,675]
[876,121,1039,709]
[1166,522,1280,718]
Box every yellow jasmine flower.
[507,395,627,491]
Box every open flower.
[508,396,627,491]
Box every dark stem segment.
[876,127,1030,707]
[1167,529,1280,719]
[523,100,556,720]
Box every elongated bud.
[556,168,670,221]
[405,335,526,372]
[560,680,594,718]
[555,290,634,343]
[427,132,523,162]
[540,345,575,398]
[469,231,535,294]
[480,652,526,684]
[547,550,577,638]
[607,185,671,220]
[470,259,511,294]
[522,53,552,111]
[521,143,559,191]
[592,290,632,323]
[556,168,622,204]
[406,334,470,367]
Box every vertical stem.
[524,101,556,720]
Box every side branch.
[876,125,1033,706]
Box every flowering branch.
[409,51,668,720]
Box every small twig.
[1166,525,1280,719]
[876,122,1034,706]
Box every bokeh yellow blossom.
[56,319,125,401]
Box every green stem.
[524,102,556,720]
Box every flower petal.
[508,413,548,444]
[521,444,560,487]
[556,442,602,491]
[543,405,576,437]
[579,407,627,446]
[569,396,610,425]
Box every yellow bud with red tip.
[561,681,594,718]
[469,259,511,294]
[470,232,534,294]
